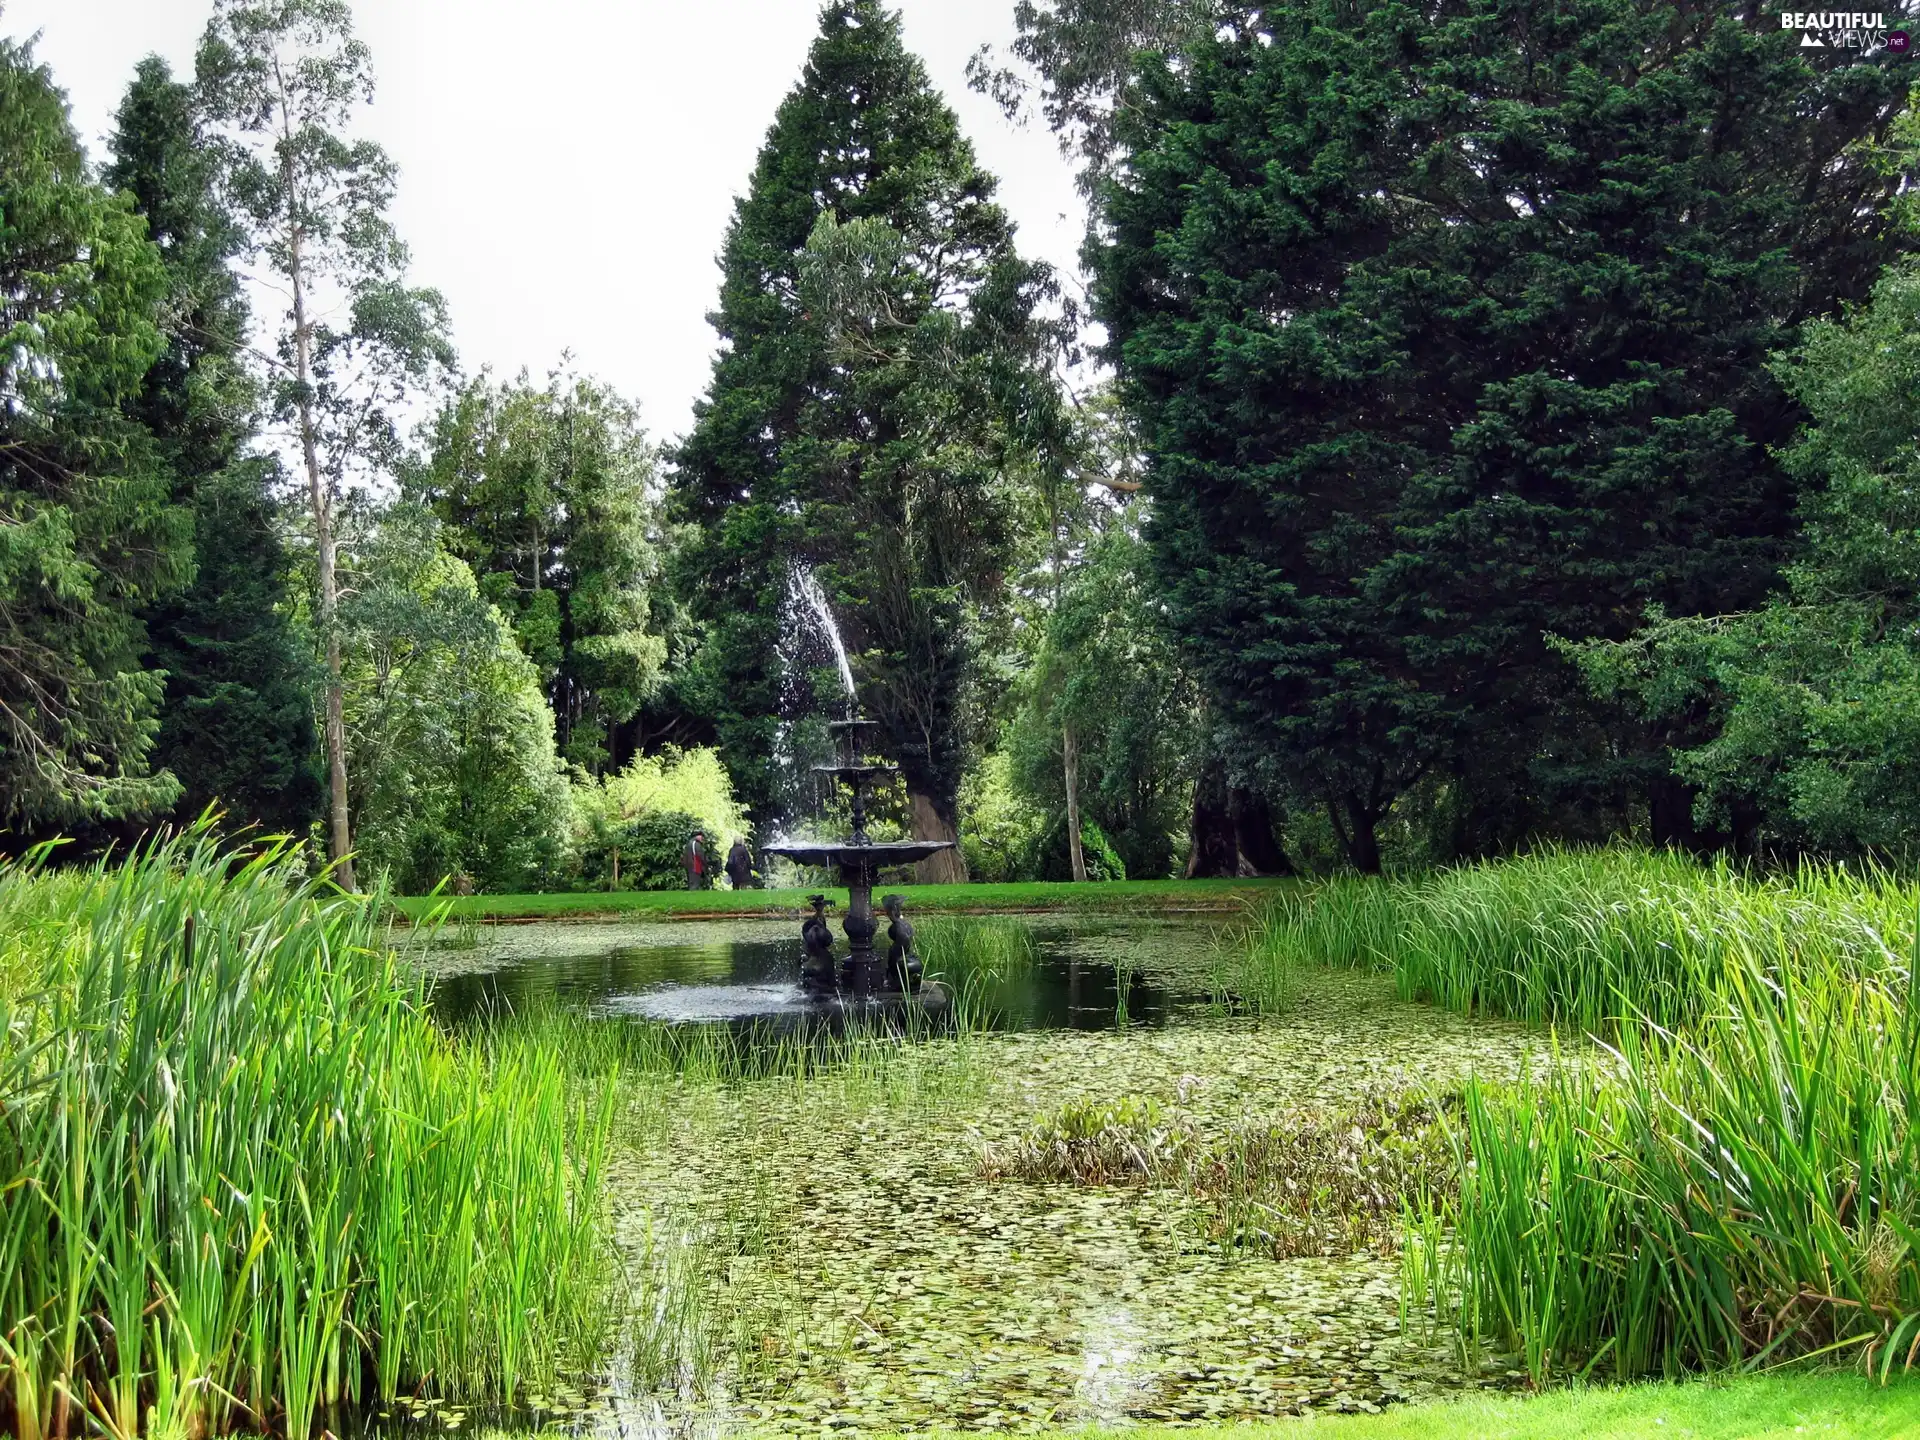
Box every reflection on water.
[425,914,1225,1033]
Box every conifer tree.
[1092,0,1913,868]
[0,36,190,828]
[107,57,322,835]
[672,0,1065,873]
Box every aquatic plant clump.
[1236,848,1916,1035]
[1406,944,1920,1382]
[0,832,618,1440]
[983,1089,1459,1260]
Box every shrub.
[1024,813,1128,882]
[572,746,747,889]
[578,809,702,891]
[957,752,1048,882]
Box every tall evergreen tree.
[671,0,1065,874]
[969,0,1215,193]
[0,36,190,830]
[415,368,666,772]
[106,57,322,836]
[1092,0,1913,869]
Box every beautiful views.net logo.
[1779,10,1909,50]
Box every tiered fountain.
[764,714,951,1007]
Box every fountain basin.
[764,839,953,870]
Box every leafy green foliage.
[671,0,1067,841]
[339,509,570,894]
[1091,0,1915,869]
[1577,263,1920,853]
[106,57,322,836]
[1009,522,1195,879]
[0,37,190,827]
[416,368,667,771]
[575,809,699,892]
[571,745,749,890]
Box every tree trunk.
[1063,722,1087,882]
[1231,788,1293,876]
[1186,760,1290,877]
[908,788,967,884]
[1185,760,1237,878]
[289,205,355,891]
[1332,795,1383,875]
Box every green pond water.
[420,913,1548,1435]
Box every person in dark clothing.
[684,831,707,890]
[725,838,754,891]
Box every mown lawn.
[391,876,1292,922]
[1078,1372,1920,1439]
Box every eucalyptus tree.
[196,0,454,887]
[968,0,1216,193]
[0,36,189,829]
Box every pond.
[423,913,1227,1031]
[411,912,1549,1436]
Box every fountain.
[765,569,951,1010]
[764,715,951,1006]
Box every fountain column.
[840,854,882,991]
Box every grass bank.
[1064,1370,1920,1438]
[0,832,620,1440]
[392,876,1289,923]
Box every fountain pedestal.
[764,718,952,1000]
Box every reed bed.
[0,831,618,1440]
[1236,848,1915,1034]
[1406,944,1920,1382]
[1226,848,1920,1381]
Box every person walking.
[684,830,707,890]
[725,837,754,891]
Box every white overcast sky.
[7,0,1086,445]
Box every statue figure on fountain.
[881,893,921,988]
[801,893,836,983]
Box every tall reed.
[1227,875,1406,1011]
[1236,847,1915,1034]
[0,830,618,1440]
[1408,941,1920,1381]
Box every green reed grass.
[1224,849,1920,1381]
[1225,875,1406,1013]
[1236,848,1915,1035]
[1408,945,1920,1381]
[917,915,1038,1032]
[0,830,620,1440]
[1395,862,1920,1383]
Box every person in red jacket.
[684,831,707,890]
